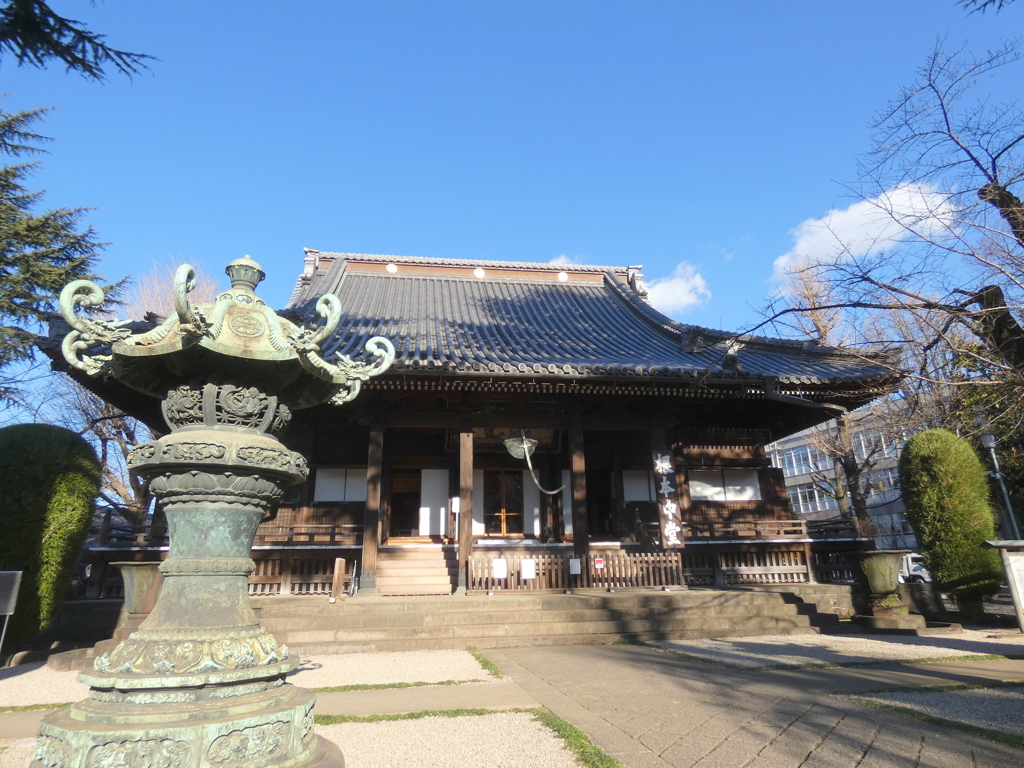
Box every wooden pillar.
[456,419,474,593]
[611,457,627,540]
[570,417,589,560]
[360,423,384,593]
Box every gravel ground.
[0,649,490,708]
[0,650,580,768]
[852,685,1024,739]
[290,650,490,689]
[319,713,578,768]
[659,629,1024,668]
[0,713,579,768]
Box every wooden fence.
[99,524,362,549]
[468,546,820,593]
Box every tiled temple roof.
[286,251,899,391]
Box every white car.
[899,553,933,584]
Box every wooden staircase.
[375,544,459,596]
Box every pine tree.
[0,1,150,81]
[0,105,109,405]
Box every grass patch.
[467,647,503,678]
[848,696,1024,750]
[0,702,68,713]
[316,707,624,768]
[532,708,627,768]
[316,707,506,725]
[313,680,468,693]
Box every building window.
[688,469,762,502]
[853,430,899,462]
[313,468,368,503]
[622,470,656,502]
[867,467,900,498]
[774,445,832,478]
[786,482,837,514]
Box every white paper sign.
[520,559,536,580]
[569,558,581,575]
[1010,553,1024,590]
[492,558,508,579]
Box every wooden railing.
[253,524,362,546]
[99,524,362,548]
[100,517,862,550]
[684,520,808,539]
[468,547,816,593]
[249,554,354,597]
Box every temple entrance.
[389,469,421,537]
[483,470,524,535]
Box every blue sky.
[5,1,1022,332]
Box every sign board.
[491,558,508,579]
[0,572,21,616]
[594,557,605,570]
[1011,552,1024,586]
[652,447,684,548]
[520,559,536,580]
[568,558,581,575]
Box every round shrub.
[0,423,101,654]
[899,428,1003,620]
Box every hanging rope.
[517,431,566,496]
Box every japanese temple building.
[52,249,901,598]
[225,249,898,596]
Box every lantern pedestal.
[31,257,395,767]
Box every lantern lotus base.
[30,677,343,768]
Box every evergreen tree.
[0,0,150,81]
[899,428,1003,621]
[0,105,109,406]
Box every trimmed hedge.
[899,428,1002,619]
[0,423,101,653]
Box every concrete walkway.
[488,645,1024,767]
[4,641,1024,766]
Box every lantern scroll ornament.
[37,256,380,768]
[290,295,395,405]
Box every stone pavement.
[487,644,1024,767]
[4,644,1024,766]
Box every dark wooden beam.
[359,423,385,593]
[570,416,589,559]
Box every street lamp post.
[981,433,1021,541]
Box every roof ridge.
[305,249,622,274]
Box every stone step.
[376,565,456,577]
[257,603,819,632]
[253,589,806,618]
[268,614,820,646]
[287,627,823,655]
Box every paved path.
[487,645,1024,768]
[5,644,1024,766]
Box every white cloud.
[549,254,581,266]
[646,262,711,316]
[772,182,955,282]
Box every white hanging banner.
[491,558,508,579]
[520,559,536,580]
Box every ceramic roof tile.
[287,255,898,388]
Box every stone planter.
[848,549,910,616]
[110,561,163,614]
